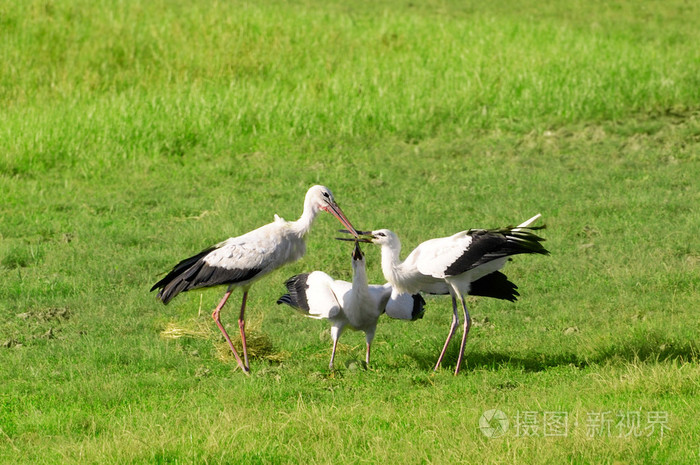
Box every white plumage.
[202,215,307,276]
[151,185,358,374]
[277,242,425,369]
[355,214,549,375]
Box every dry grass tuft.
[161,316,288,363]
[160,318,211,340]
[214,328,289,363]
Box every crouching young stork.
[151,185,359,374]
[345,214,549,375]
[277,241,425,369]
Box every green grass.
[1,0,699,463]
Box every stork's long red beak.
[322,201,359,238]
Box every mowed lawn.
[1,0,698,463]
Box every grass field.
[1,0,699,463]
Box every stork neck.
[380,243,404,287]
[290,204,319,237]
[352,259,369,292]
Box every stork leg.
[365,328,376,368]
[454,294,472,376]
[434,294,459,371]
[329,326,342,370]
[238,290,250,371]
[329,338,339,370]
[211,289,249,374]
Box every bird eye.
[322,192,330,198]
[377,232,386,237]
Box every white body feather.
[204,216,306,286]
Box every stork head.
[336,228,401,251]
[305,185,359,238]
[364,229,399,247]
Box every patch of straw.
[161,315,289,363]
[214,328,289,363]
[160,318,211,340]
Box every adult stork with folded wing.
[151,185,359,374]
[345,214,549,375]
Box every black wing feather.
[276,273,311,312]
[468,271,520,302]
[151,246,262,304]
[411,293,427,320]
[150,246,216,292]
[445,227,549,276]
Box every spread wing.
[277,271,344,320]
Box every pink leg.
[238,291,250,370]
[434,295,459,371]
[211,289,249,374]
[365,342,371,366]
[454,294,472,375]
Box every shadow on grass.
[405,336,699,373]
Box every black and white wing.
[152,219,303,304]
[277,272,345,320]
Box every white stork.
[151,185,359,374]
[277,241,425,369]
[347,214,549,375]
